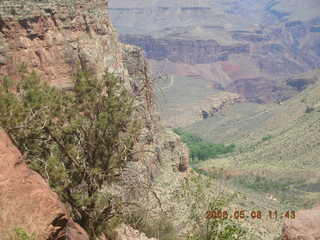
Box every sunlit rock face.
[0,0,126,87]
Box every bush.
[124,210,177,240]
[12,228,35,240]
[178,175,249,240]
[262,135,272,142]
[305,106,314,113]
[0,70,142,239]
[173,128,235,163]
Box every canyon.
[110,0,320,126]
[0,0,319,239]
[109,1,320,239]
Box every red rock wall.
[0,130,89,239]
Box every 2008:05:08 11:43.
[206,210,296,220]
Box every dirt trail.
[161,75,175,90]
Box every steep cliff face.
[0,0,160,139]
[0,0,189,238]
[0,0,188,168]
[0,0,125,86]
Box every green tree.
[0,70,141,239]
[173,128,235,162]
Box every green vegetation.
[185,78,320,212]
[195,163,319,209]
[262,135,272,142]
[0,69,141,239]
[173,128,235,163]
[197,217,248,240]
[179,175,250,240]
[0,69,252,240]
[124,211,178,240]
[120,174,251,240]
[305,106,314,113]
[233,175,293,193]
[231,174,320,208]
[12,228,35,240]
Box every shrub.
[0,70,142,239]
[124,210,177,240]
[12,228,35,240]
[305,106,314,113]
[178,175,249,240]
[262,135,272,141]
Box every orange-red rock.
[0,130,88,240]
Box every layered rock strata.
[0,0,189,239]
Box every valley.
[110,0,320,238]
[110,0,320,126]
[0,0,318,239]
[191,79,320,208]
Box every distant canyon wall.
[120,18,320,104]
[120,35,250,64]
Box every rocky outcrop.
[120,34,250,64]
[282,204,320,240]
[0,0,160,146]
[0,130,89,240]
[199,92,242,119]
[0,0,126,87]
[0,1,190,239]
[158,90,242,128]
